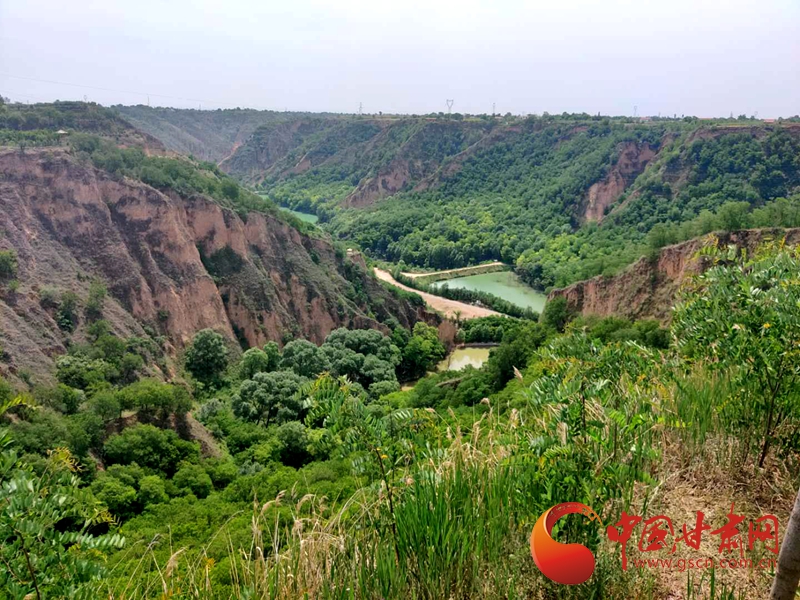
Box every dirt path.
[374,268,501,319]
[403,261,506,279]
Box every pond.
[400,345,494,390]
[280,207,319,224]
[431,270,547,313]
[436,345,492,372]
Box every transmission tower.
[633,105,638,118]
[446,99,454,114]
[492,102,496,116]
[358,102,363,116]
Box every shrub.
[103,424,199,476]
[173,463,213,499]
[38,285,60,309]
[85,281,107,321]
[0,249,18,280]
[138,475,168,506]
[56,291,80,332]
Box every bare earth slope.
[0,148,429,383]
[548,228,800,322]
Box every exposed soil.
[374,268,501,319]
[548,228,800,322]
[583,141,657,222]
[0,148,430,385]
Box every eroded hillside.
[548,228,800,321]
[0,148,428,383]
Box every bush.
[0,249,18,280]
[173,463,213,499]
[103,424,199,476]
[56,291,80,332]
[138,475,169,506]
[85,281,107,321]
[38,286,60,309]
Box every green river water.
[432,270,547,313]
[281,208,319,224]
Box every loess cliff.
[0,148,428,384]
[548,228,800,322]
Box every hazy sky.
[1,0,798,117]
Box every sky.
[1,0,798,118]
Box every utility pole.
[446,99,454,114]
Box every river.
[431,270,546,313]
[281,208,319,224]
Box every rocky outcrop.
[0,148,430,383]
[548,229,800,322]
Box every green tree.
[263,341,281,371]
[103,424,199,476]
[138,475,168,506]
[239,347,274,380]
[88,389,122,422]
[0,398,124,599]
[85,281,107,321]
[56,291,80,332]
[673,242,800,467]
[275,421,312,468]
[398,322,446,380]
[91,475,138,519]
[232,370,308,426]
[173,463,213,498]
[540,296,573,332]
[116,379,191,419]
[184,329,229,387]
[55,355,112,391]
[280,339,330,378]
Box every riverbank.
[374,268,502,319]
[404,262,507,284]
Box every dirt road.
[374,268,501,320]
[402,261,506,279]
